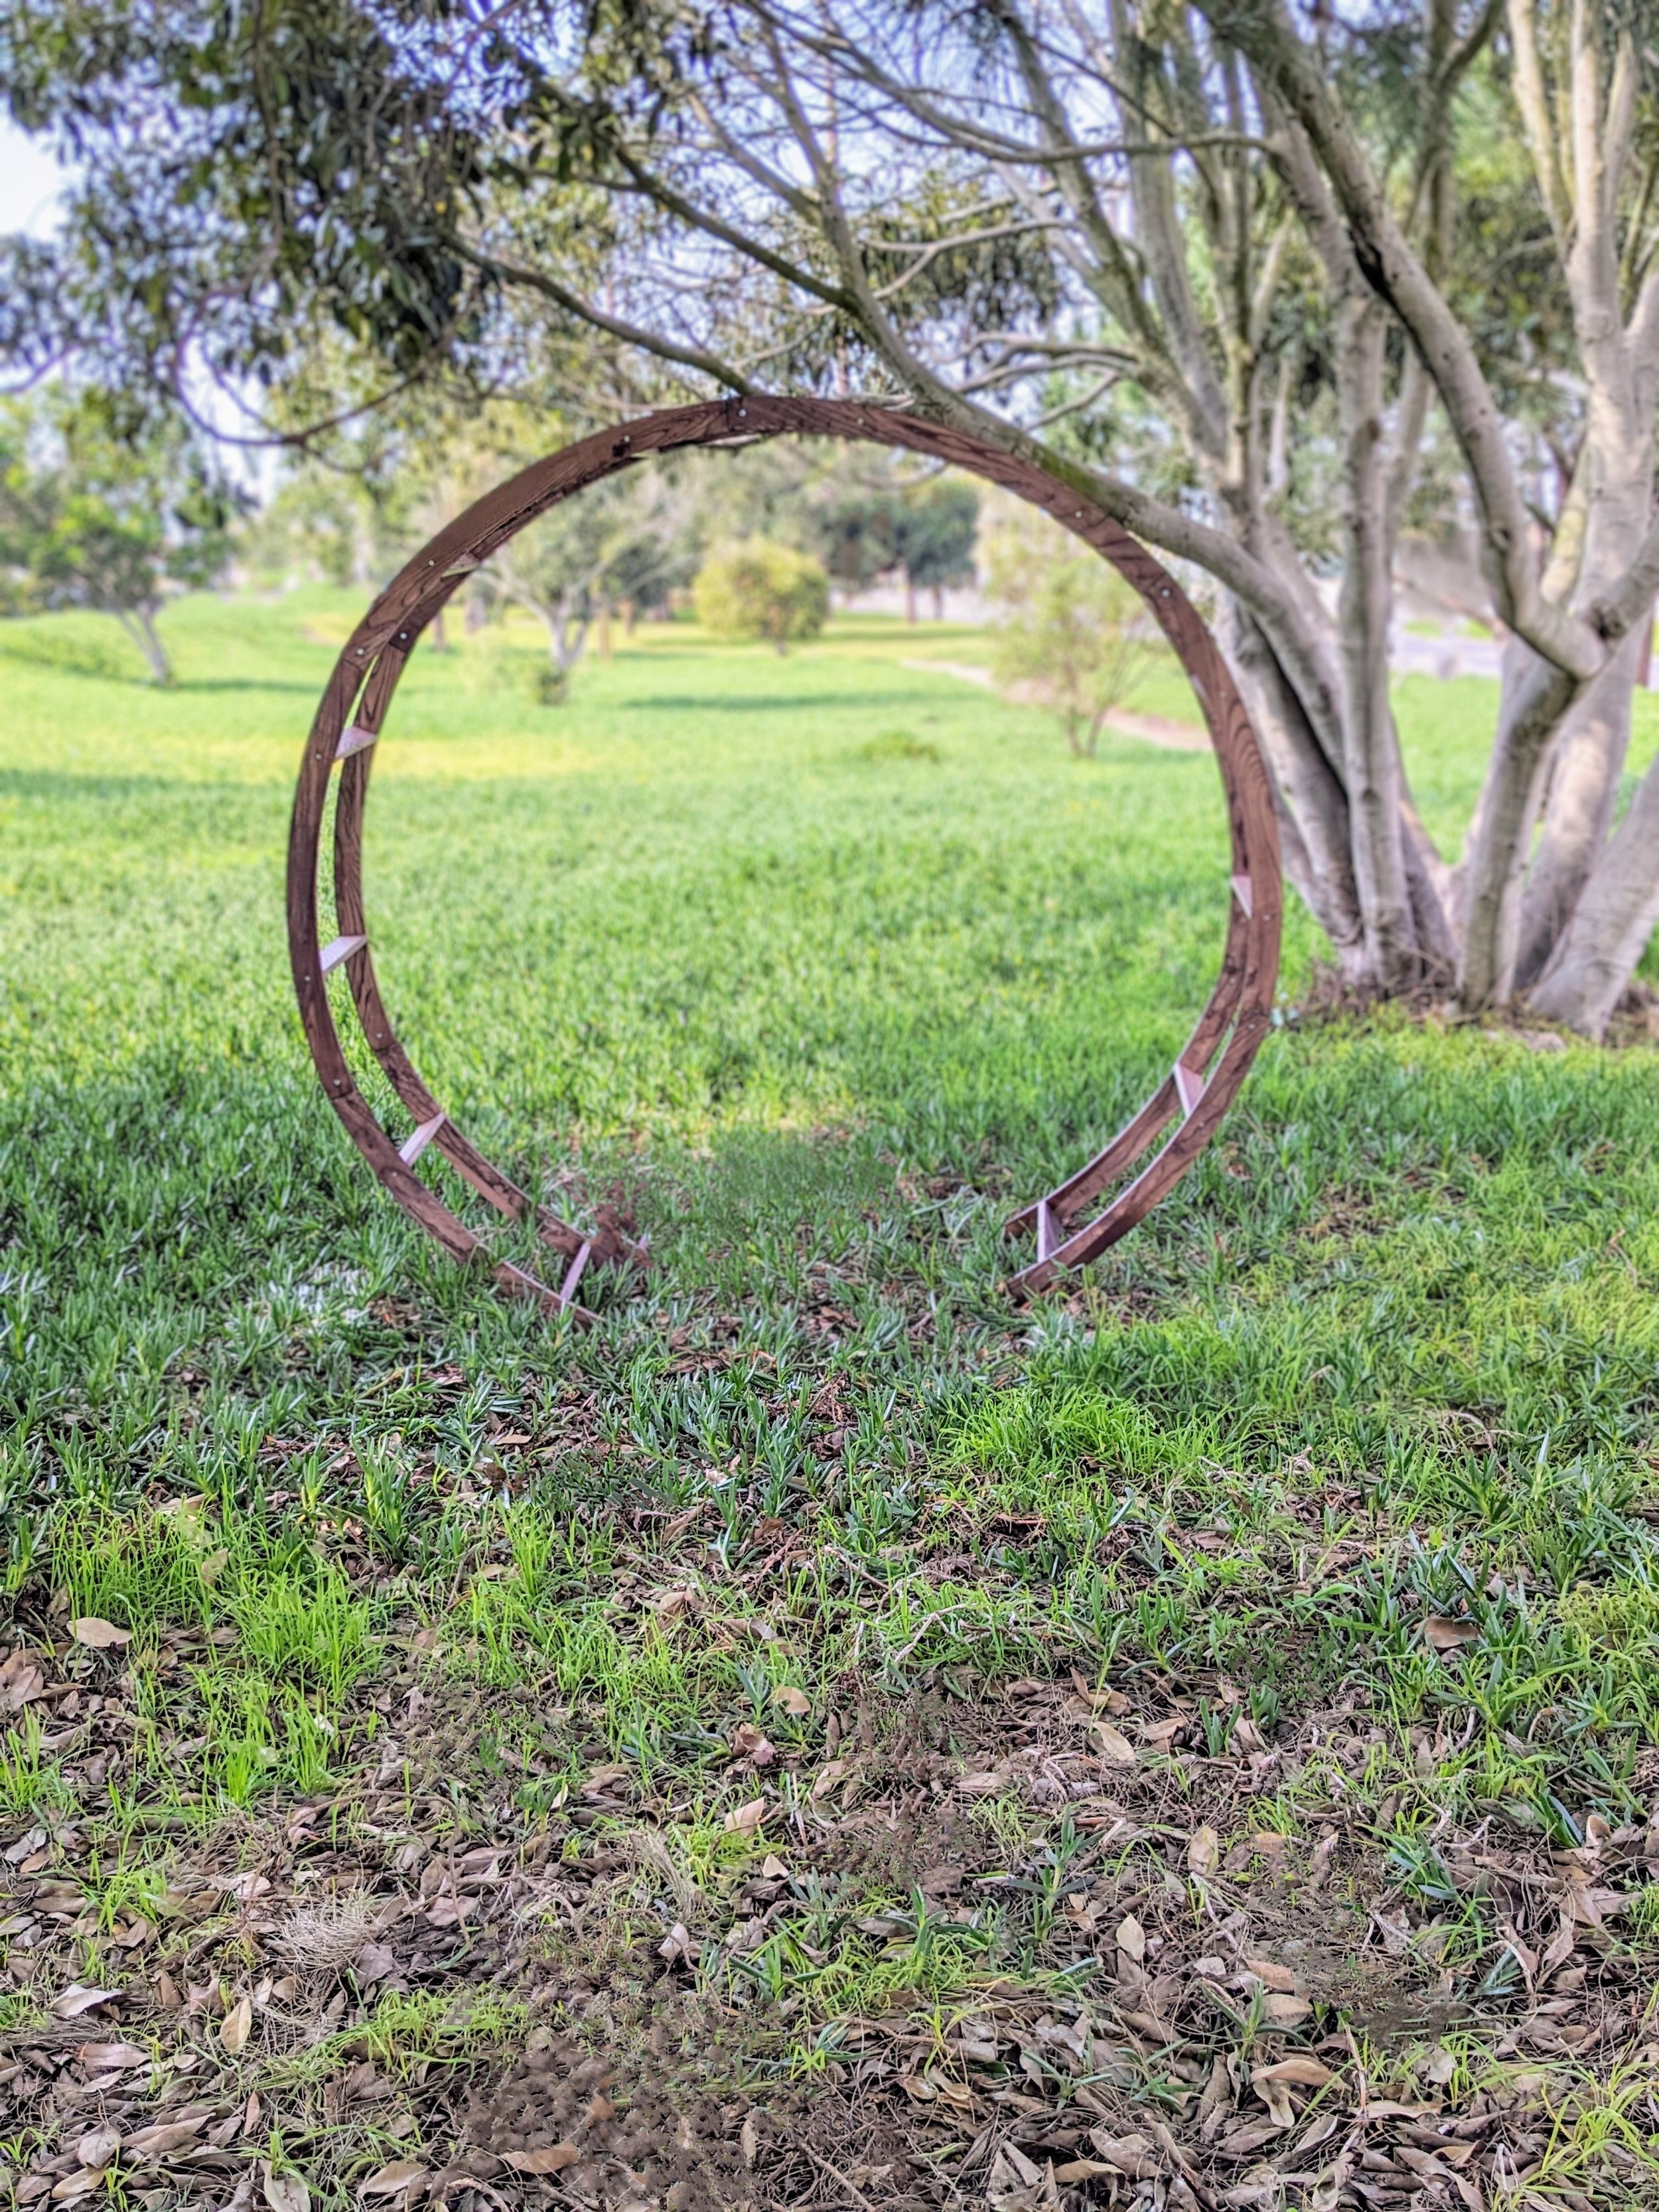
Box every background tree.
[814,488,903,601]
[895,479,980,621]
[13,2,1659,1029]
[0,393,239,684]
[693,541,830,652]
[241,470,382,592]
[482,465,699,700]
[986,496,1158,755]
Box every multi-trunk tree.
[6,0,1659,1031]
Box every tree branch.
[458,243,754,391]
[1200,0,1603,682]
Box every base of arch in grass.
[287,396,1282,1319]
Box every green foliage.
[814,489,903,593]
[693,539,830,652]
[0,394,240,683]
[894,479,978,598]
[985,498,1159,756]
[240,471,381,591]
[813,477,979,608]
[0,0,496,400]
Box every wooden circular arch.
[288,396,1281,1318]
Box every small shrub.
[858,729,941,762]
[693,540,830,653]
[983,493,1161,755]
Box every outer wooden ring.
[287,396,1281,1315]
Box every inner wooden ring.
[287,396,1282,1317]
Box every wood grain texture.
[286,396,1281,1313]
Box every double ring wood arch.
[287,396,1282,1319]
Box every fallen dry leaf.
[220,1996,253,2055]
[50,1984,121,2020]
[1254,2057,1334,2089]
[50,2172,104,2203]
[1089,1720,1137,1765]
[1,1650,46,1710]
[69,1617,131,1650]
[1425,1613,1481,1653]
[354,1942,396,1985]
[128,2119,207,2161]
[579,1763,630,1802]
[729,1720,776,1767]
[723,1797,766,1833]
[1116,1914,1147,1964]
[647,1585,699,1623]
[658,1921,693,1964]
[1187,1826,1218,1878]
[1219,2118,1285,2156]
[1255,2074,1295,2127]
[1262,1994,1313,2026]
[954,1769,1007,1795]
[1086,2132,1160,2180]
[501,2147,579,2175]
[261,2168,310,2212]
[987,2145,1045,2197]
[76,2043,149,2072]
[359,2162,429,2198]
[772,1684,810,1718]
[76,2132,119,2172]
[1243,1956,1299,1993]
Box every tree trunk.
[1221,601,1369,980]
[1530,749,1659,1035]
[1513,627,1642,990]
[1457,640,1580,1007]
[1335,298,1420,988]
[117,607,173,686]
[904,575,917,623]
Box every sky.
[0,121,70,236]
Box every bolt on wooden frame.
[288,396,1281,1317]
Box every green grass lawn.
[3,593,1659,2211]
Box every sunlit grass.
[4,585,1659,2142]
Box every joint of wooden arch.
[1174,1061,1208,1116]
[398,1112,447,1167]
[319,934,367,975]
[289,394,1282,1317]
